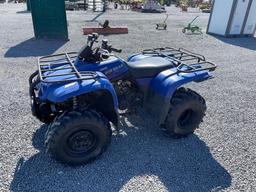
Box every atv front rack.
[38,52,98,83]
[142,47,216,73]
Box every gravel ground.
[0,3,256,192]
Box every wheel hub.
[67,131,96,153]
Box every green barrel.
[30,0,69,40]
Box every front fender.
[147,68,212,125]
[39,72,118,109]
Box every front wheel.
[45,110,111,165]
[164,88,206,138]
[182,28,186,33]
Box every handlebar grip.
[111,47,122,53]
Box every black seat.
[127,57,175,78]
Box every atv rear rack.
[38,52,98,83]
[142,47,217,73]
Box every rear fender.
[147,68,212,125]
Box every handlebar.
[101,39,122,53]
[87,33,99,48]
[110,47,122,53]
[79,34,122,62]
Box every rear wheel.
[45,110,111,165]
[164,88,206,138]
[182,28,186,33]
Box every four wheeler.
[156,14,169,30]
[29,33,216,165]
[182,16,202,34]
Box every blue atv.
[29,33,216,165]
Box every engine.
[113,80,143,113]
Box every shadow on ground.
[5,38,67,58]
[214,36,256,51]
[16,11,31,14]
[10,116,231,192]
[86,12,105,22]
